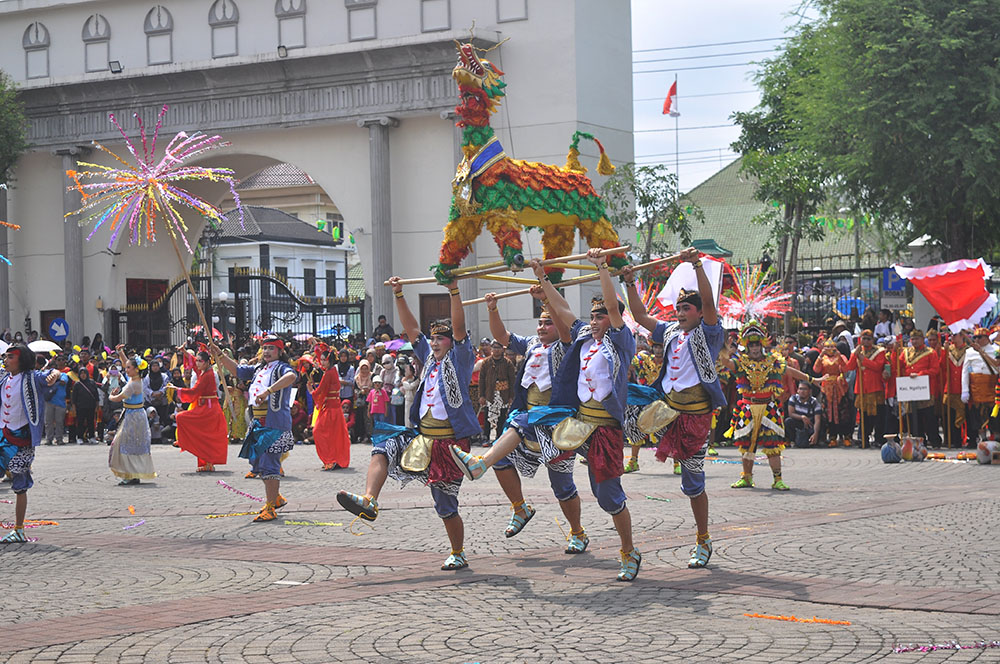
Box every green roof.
[685,159,885,270]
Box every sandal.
[617,548,642,581]
[337,491,378,521]
[274,494,288,509]
[450,445,487,481]
[673,461,682,475]
[730,476,754,489]
[565,531,589,554]
[0,529,27,543]
[504,503,536,538]
[771,479,790,491]
[688,539,713,568]
[623,458,639,474]
[441,550,468,570]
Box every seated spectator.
[786,381,821,448]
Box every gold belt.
[526,384,551,409]
[123,403,144,410]
[419,412,454,438]
[970,373,997,403]
[252,408,268,418]
[578,399,618,427]
[664,384,711,415]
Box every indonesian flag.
[662,80,679,116]
[656,255,725,313]
[893,259,997,333]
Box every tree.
[600,162,704,264]
[0,70,28,185]
[788,0,1000,261]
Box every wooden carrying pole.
[858,356,866,449]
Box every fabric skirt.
[313,398,351,468]
[176,401,229,465]
[109,408,156,480]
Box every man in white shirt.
[962,327,999,444]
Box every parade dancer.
[311,349,351,470]
[943,331,968,448]
[0,344,60,542]
[214,336,297,522]
[962,327,998,445]
[168,350,228,472]
[814,339,851,446]
[621,248,725,568]
[723,321,816,491]
[449,283,588,552]
[108,346,157,485]
[902,329,941,446]
[844,330,887,448]
[337,277,480,571]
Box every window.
[303,268,316,297]
[22,22,50,79]
[82,14,111,73]
[326,269,337,297]
[274,266,288,282]
[421,0,449,32]
[144,6,173,65]
[497,0,527,23]
[275,0,306,50]
[345,0,376,41]
[209,0,239,58]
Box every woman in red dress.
[169,351,228,472]
[311,350,351,470]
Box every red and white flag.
[893,258,997,333]
[662,79,680,116]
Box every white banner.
[896,375,930,402]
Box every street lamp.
[213,291,237,342]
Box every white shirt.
[661,330,700,394]
[962,344,998,396]
[521,343,552,392]
[1,373,28,431]
[577,339,612,404]
[874,320,892,339]
[419,359,448,420]
[248,361,277,404]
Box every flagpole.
[674,74,680,196]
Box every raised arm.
[620,264,658,333]
[530,259,576,330]
[532,284,572,343]
[445,279,466,342]
[211,343,238,375]
[485,292,510,346]
[679,247,717,326]
[589,248,623,329]
[387,276,421,342]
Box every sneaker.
[617,548,642,581]
[274,494,288,509]
[731,476,754,489]
[771,478,790,491]
[0,529,27,543]
[623,458,639,474]
[688,538,713,568]
[673,462,682,475]
[450,445,487,481]
[253,504,277,522]
[565,531,589,554]
[336,491,378,521]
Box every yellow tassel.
[992,403,999,418]
[597,150,615,176]
[724,425,735,439]
[564,147,586,173]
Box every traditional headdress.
[973,327,991,337]
[538,306,552,321]
[738,320,768,346]
[676,288,702,310]
[261,335,285,350]
[591,296,624,315]
[430,320,454,339]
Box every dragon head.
[453,41,506,125]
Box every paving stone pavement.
[2,441,999,662]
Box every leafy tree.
[0,71,28,185]
[788,0,1000,261]
[600,162,703,265]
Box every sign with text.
[896,375,930,402]
[882,268,906,293]
[881,295,908,311]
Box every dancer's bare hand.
[485,293,498,308]
[529,259,547,281]
[529,285,546,300]
[678,247,699,264]
[586,248,606,266]
[620,265,636,284]
[387,276,403,295]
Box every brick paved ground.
[2,441,999,662]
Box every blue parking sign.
[882,268,905,293]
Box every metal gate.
[111,268,365,349]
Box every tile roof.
[237,162,315,190]
[216,206,341,247]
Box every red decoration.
[893,259,997,332]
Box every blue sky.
[631,0,809,192]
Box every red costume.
[175,369,228,467]
[311,367,351,470]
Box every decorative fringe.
[565,147,586,173]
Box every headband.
[676,288,702,309]
[430,321,454,338]
[262,336,285,350]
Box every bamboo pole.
[475,273,538,285]
[385,261,518,286]
[534,245,630,267]
[858,352,866,449]
[544,262,599,271]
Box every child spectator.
[366,374,390,425]
[342,400,357,444]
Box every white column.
[357,116,399,336]
[57,148,90,342]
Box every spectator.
[786,381,821,448]
[478,340,515,443]
[379,354,399,424]
[341,400,357,444]
[142,358,170,426]
[400,362,419,428]
[367,374,390,425]
[372,315,395,341]
[72,368,100,445]
[874,309,892,340]
[43,356,71,445]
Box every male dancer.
[902,329,941,446]
[338,277,480,571]
[0,344,60,542]
[962,327,999,444]
[942,331,968,447]
[722,321,816,491]
[449,285,588,552]
[621,248,724,567]
[456,250,640,580]
[844,329,887,448]
[214,336,297,522]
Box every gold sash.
[252,408,267,418]
[637,400,679,434]
[664,384,711,415]
[578,399,618,426]
[970,373,997,404]
[419,412,455,439]
[552,418,597,451]
[400,435,433,472]
[526,384,551,409]
[123,403,145,410]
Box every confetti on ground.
[217,480,264,502]
[0,520,59,529]
[744,612,851,625]
[644,495,671,502]
[272,580,310,586]
[122,519,145,530]
[710,457,768,465]
[128,505,136,515]
[893,641,1000,654]
[283,520,343,526]
[205,511,257,519]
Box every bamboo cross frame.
[461,252,682,306]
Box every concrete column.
[357,116,398,335]
[441,110,479,341]
[0,185,9,331]
[58,149,89,343]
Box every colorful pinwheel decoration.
[718,262,793,321]
[65,104,243,251]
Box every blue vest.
[237,361,294,433]
[550,320,635,425]
[0,370,49,447]
[652,319,727,410]
[410,334,480,440]
[507,333,569,412]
